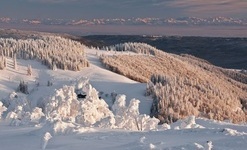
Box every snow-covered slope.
[0,46,247,150]
[83,48,152,114]
[0,48,151,114]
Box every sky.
[0,0,247,19]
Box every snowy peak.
[1,17,247,26]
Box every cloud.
[1,0,246,19]
[27,0,79,4]
[23,0,247,11]
[26,0,171,6]
[169,0,247,17]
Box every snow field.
[0,47,247,150]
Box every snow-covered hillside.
[1,40,247,150]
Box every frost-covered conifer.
[13,54,17,70]
[0,56,5,70]
[101,49,247,123]
[27,65,32,76]
[52,62,57,71]
[112,95,159,131]
[0,102,7,119]
[204,141,213,150]
[0,36,88,71]
[41,132,52,150]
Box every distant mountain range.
[1,17,247,26]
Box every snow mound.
[223,128,247,136]
[41,119,77,135]
[165,141,213,150]
[194,143,204,149]
[172,116,205,129]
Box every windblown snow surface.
[0,48,247,150]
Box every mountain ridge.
[1,17,247,26]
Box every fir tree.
[27,65,32,76]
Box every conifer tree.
[27,65,32,76]
[13,53,17,70]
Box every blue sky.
[0,0,246,19]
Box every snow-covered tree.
[41,132,52,150]
[13,53,17,70]
[0,102,7,119]
[3,92,45,126]
[41,79,160,133]
[45,86,79,122]
[112,94,159,131]
[76,84,114,126]
[0,56,6,70]
[0,36,89,71]
[101,42,159,56]
[52,62,57,71]
[27,65,32,76]
[101,49,247,123]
